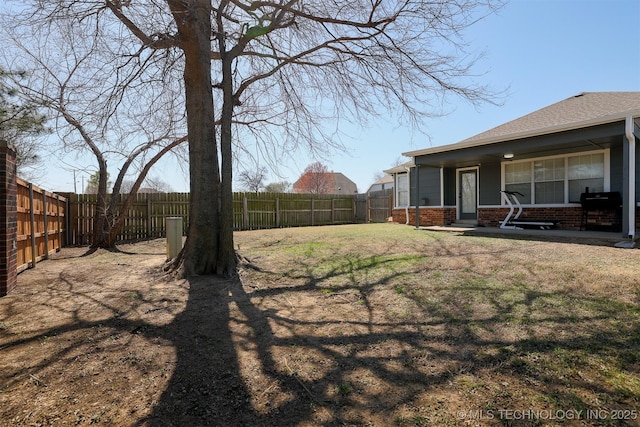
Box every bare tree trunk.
[215,4,238,277]
[91,159,109,248]
[168,0,230,277]
[104,137,187,247]
[24,0,500,275]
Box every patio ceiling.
[414,121,625,169]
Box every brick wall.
[393,205,626,231]
[479,206,623,230]
[0,142,17,296]
[391,207,456,226]
[478,206,586,229]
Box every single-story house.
[385,92,640,238]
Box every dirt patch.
[1,225,639,426]
[0,242,179,425]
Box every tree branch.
[105,0,179,49]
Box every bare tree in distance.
[371,157,408,185]
[121,177,174,194]
[12,0,503,276]
[237,165,267,192]
[264,181,291,193]
[372,170,387,182]
[392,157,409,168]
[294,162,335,194]
[144,177,175,193]
[1,12,188,247]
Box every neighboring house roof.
[374,173,393,184]
[333,172,358,193]
[292,172,358,194]
[366,174,394,193]
[383,161,414,174]
[372,174,393,186]
[403,92,640,157]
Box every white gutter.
[626,116,636,239]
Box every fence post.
[0,141,17,296]
[331,198,335,223]
[28,183,37,269]
[56,195,62,248]
[56,192,74,246]
[352,197,356,222]
[242,196,249,230]
[275,197,280,227]
[68,197,73,245]
[147,195,152,238]
[311,198,315,226]
[42,190,49,260]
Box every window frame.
[501,149,610,206]
[395,172,410,208]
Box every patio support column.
[414,164,420,228]
[623,116,638,239]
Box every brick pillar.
[0,141,17,296]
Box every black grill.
[580,191,622,231]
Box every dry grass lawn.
[1,223,639,426]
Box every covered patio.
[419,224,634,248]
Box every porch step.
[449,221,478,228]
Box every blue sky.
[318,0,640,193]
[37,0,640,193]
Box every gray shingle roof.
[383,161,414,174]
[404,92,640,157]
[372,174,393,185]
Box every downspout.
[626,116,636,239]
[404,166,411,225]
[415,164,421,228]
[440,167,444,207]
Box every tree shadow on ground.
[141,243,640,426]
[2,239,639,426]
[139,276,256,425]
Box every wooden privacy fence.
[1,142,68,296]
[67,192,189,245]
[16,178,67,272]
[233,192,356,230]
[67,192,370,244]
[360,189,394,223]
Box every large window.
[503,150,607,205]
[396,173,409,207]
[505,162,532,204]
[534,158,565,204]
[568,153,605,202]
